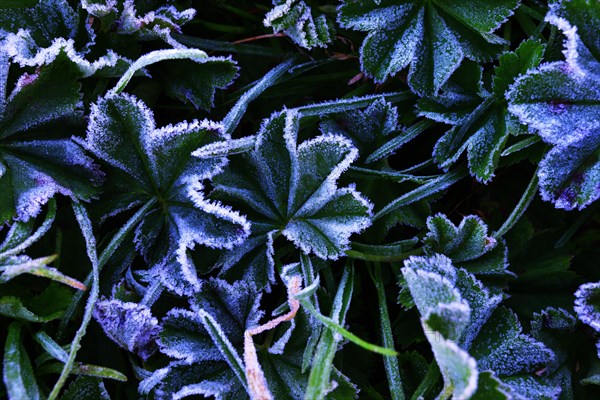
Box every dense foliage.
[1,0,599,399]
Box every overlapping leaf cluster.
[1,0,600,399]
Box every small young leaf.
[94,299,161,360]
[423,213,512,278]
[264,0,334,49]
[160,57,239,111]
[320,98,401,163]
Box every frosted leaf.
[500,376,562,400]
[190,278,263,344]
[421,40,545,182]
[156,278,261,389]
[423,214,511,278]
[81,0,118,17]
[319,98,400,163]
[264,0,334,50]
[61,376,110,400]
[537,132,600,210]
[508,64,600,147]
[83,93,249,294]
[159,309,223,364]
[402,255,477,397]
[0,0,78,47]
[152,276,355,399]
[455,269,502,349]
[545,0,600,78]
[527,308,577,396]
[426,332,479,399]
[471,307,555,377]
[0,48,102,223]
[93,299,160,360]
[470,372,511,400]
[402,256,466,328]
[212,110,372,289]
[401,254,558,398]
[507,0,600,210]
[338,0,519,94]
[575,282,600,332]
[532,307,577,336]
[212,227,278,291]
[145,361,243,400]
[0,0,135,78]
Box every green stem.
[48,203,100,400]
[346,247,423,263]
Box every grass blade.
[366,119,436,164]
[33,332,69,363]
[3,322,42,400]
[305,264,354,400]
[39,362,127,381]
[294,92,412,117]
[371,263,405,400]
[299,299,397,356]
[223,57,299,134]
[198,310,248,391]
[494,171,538,237]
[111,49,208,95]
[0,255,86,290]
[374,164,468,221]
